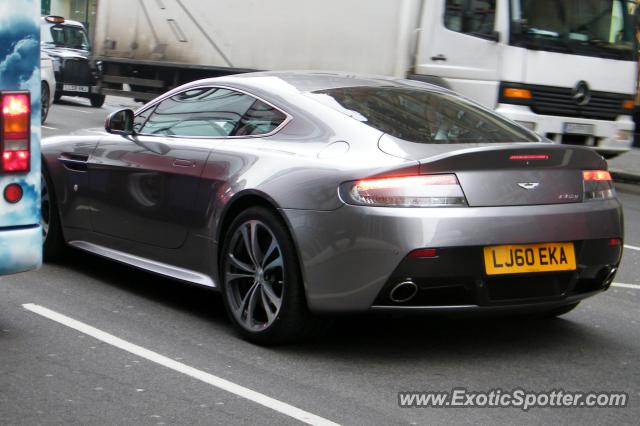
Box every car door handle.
[58,153,89,172]
[430,54,447,62]
[172,159,196,168]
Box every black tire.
[53,91,62,103]
[41,167,66,261]
[219,207,328,345]
[41,82,50,124]
[89,94,106,108]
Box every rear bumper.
[370,291,599,315]
[370,239,619,312]
[0,225,42,275]
[282,200,623,313]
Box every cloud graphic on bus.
[0,230,41,275]
[0,17,39,89]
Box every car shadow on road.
[53,249,622,363]
[53,97,98,109]
[52,248,228,323]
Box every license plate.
[483,242,576,276]
[564,122,594,135]
[63,84,89,93]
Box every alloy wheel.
[224,220,285,331]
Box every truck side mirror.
[105,109,134,135]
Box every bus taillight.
[1,91,30,173]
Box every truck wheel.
[90,94,106,108]
[41,167,66,261]
[220,207,328,345]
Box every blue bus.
[0,0,42,275]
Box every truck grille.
[61,59,91,85]
[500,82,630,121]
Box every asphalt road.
[41,95,140,137]
[1,97,639,425]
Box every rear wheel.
[41,168,65,261]
[41,82,50,124]
[220,207,326,345]
[89,94,106,108]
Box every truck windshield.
[510,0,636,61]
[41,24,90,50]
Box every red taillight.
[343,174,467,207]
[608,238,622,247]
[354,174,458,191]
[3,183,23,203]
[583,170,615,201]
[583,170,612,181]
[509,154,549,161]
[408,248,438,258]
[2,150,30,172]
[1,91,31,173]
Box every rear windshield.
[310,86,537,144]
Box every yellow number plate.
[483,243,576,276]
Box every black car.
[40,16,105,107]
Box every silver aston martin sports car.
[41,71,624,344]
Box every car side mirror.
[105,109,134,135]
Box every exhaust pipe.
[389,280,418,303]
[603,267,618,289]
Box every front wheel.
[89,94,106,108]
[41,82,51,124]
[41,168,66,261]
[220,207,326,345]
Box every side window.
[134,106,155,133]
[444,0,464,32]
[139,87,255,137]
[445,0,496,37]
[234,100,287,136]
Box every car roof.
[201,71,451,94]
[41,17,85,28]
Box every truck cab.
[40,15,105,107]
[415,0,636,156]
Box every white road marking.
[612,282,640,290]
[58,107,93,114]
[41,125,58,130]
[624,244,640,252]
[23,304,339,426]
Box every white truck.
[93,0,637,155]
